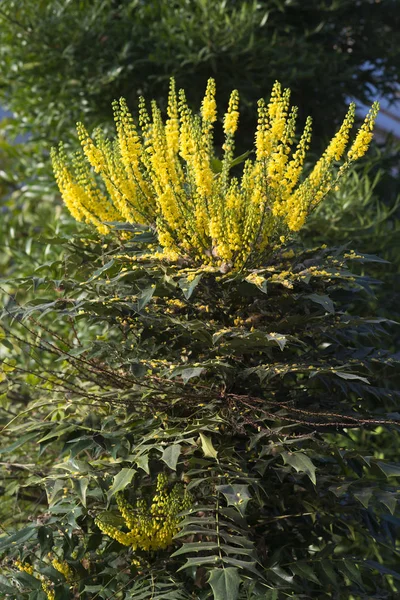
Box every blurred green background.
[0,0,399,310]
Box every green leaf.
[290,561,320,585]
[0,526,36,552]
[171,542,219,557]
[199,433,218,458]
[106,467,136,501]
[377,491,397,515]
[217,484,251,517]
[265,332,287,350]
[244,274,268,294]
[222,557,260,576]
[230,150,251,168]
[338,560,363,587]
[84,259,114,283]
[137,286,156,311]
[364,560,400,581]
[320,560,338,586]
[96,511,125,528]
[162,444,181,470]
[72,477,89,507]
[331,371,370,384]
[135,453,150,474]
[306,293,335,314]
[0,576,17,595]
[280,451,316,484]
[208,567,241,600]
[0,338,13,351]
[178,273,202,299]
[177,556,222,571]
[0,432,39,454]
[37,526,54,557]
[53,457,94,474]
[211,158,223,174]
[2,358,16,373]
[353,487,373,508]
[376,461,400,478]
[45,479,65,505]
[171,366,205,384]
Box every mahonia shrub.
[51,79,378,268]
[0,83,399,600]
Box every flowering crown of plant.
[51,79,378,268]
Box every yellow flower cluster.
[95,473,191,552]
[52,80,378,267]
[51,558,74,582]
[15,561,55,600]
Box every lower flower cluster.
[96,473,192,552]
[15,557,74,599]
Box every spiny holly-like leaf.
[162,444,181,470]
[208,567,241,600]
[306,293,335,314]
[178,274,202,299]
[377,491,397,515]
[353,487,373,508]
[137,285,156,311]
[217,484,251,516]
[72,476,89,507]
[199,433,218,458]
[280,451,316,484]
[265,332,287,350]
[376,461,400,478]
[106,467,136,501]
[44,479,64,505]
[171,542,220,557]
[84,258,114,283]
[170,365,205,384]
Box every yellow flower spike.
[113,98,143,171]
[165,78,180,156]
[223,89,240,136]
[51,558,74,583]
[255,98,271,161]
[347,101,379,161]
[77,122,106,173]
[268,81,282,119]
[326,102,356,162]
[201,78,217,124]
[283,115,313,193]
[51,148,85,222]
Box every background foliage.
[1,0,399,146]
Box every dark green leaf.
[217,484,251,516]
[306,293,335,314]
[161,444,181,471]
[106,468,136,500]
[280,451,316,484]
[208,567,241,600]
[178,274,202,300]
[72,477,89,507]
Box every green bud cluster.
[95,473,192,552]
